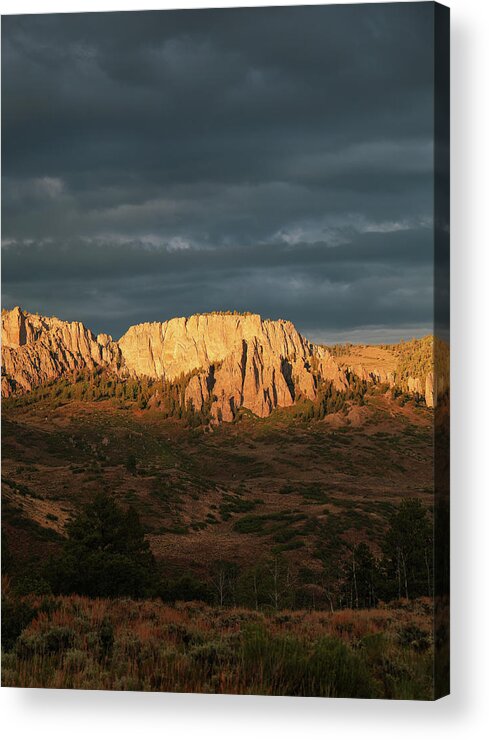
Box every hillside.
[327,336,440,407]
[2,384,434,596]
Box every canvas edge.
[433,0,450,702]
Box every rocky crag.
[1,307,121,398]
[1,307,437,419]
[327,342,438,409]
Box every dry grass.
[2,592,435,699]
[333,345,398,374]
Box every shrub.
[13,573,52,597]
[16,626,76,658]
[1,597,37,651]
[99,617,115,658]
[166,623,204,647]
[63,649,88,675]
[240,626,376,698]
[159,574,212,603]
[189,640,233,676]
[43,626,76,654]
[397,624,431,652]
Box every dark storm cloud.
[1,3,435,342]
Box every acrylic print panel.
[1,2,450,699]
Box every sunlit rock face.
[1,307,435,416]
[117,313,311,380]
[1,307,120,396]
[117,313,347,420]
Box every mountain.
[1,307,436,419]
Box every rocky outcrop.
[347,364,396,386]
[2,308,348,419]
[115,313,350,421]
[117,313,311,381]
[425,372,435,408]
[205,338,297,422]
[1,307,120,396]
[1,307,437,418]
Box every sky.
[1,3,435,344]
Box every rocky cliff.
[117,313,349,421]
[1,307,436,418]
[1,307,120,396]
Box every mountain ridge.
[1,307,436,418]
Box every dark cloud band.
[1,3,435,343]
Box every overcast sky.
[1,3,435,343]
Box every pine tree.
[382,499,432,600]
[49,492,156,598]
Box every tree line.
[8,366,375,427]
[293,376,369,421]
[8,368,213,426]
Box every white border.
[2,1,489,739]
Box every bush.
[99,617,115,658]
[16,626,76,658]
[397,624,431,652]
[13,573,52,597]
[166,623,204,647]
[1,597,37,651]
[189,640,233,676]
[159,574,212,603]
[43,626,77,654]
[240,626,376,698]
